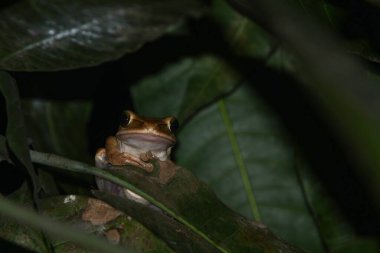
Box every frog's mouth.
[117,133,175,151]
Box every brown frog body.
[95,110,178,204]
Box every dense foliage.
[0,0,379,253]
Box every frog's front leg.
[95,147,108,168]
[139,151,154,162]
[105,136,154,172]
[95,147,125,197]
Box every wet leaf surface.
[0,0,206,71]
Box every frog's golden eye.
[120,111,131,127]
[169,117,179,132]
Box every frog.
[95,110,178,204]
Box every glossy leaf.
[0,0,205,71]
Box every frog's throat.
[118,140,173,161]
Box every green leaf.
[22,99,92,162]
[21,99,93,195]
[0,71,38,191]
[29,150,304,253]
[130,54,323,252]
[0,0,206,71]
[176,85,324,253]
[208,0,294,71]
[227,0,380,226]
[209,0,273,59]
[132,56,239,123]
[177,58,238,122]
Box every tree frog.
[95,110,178,204]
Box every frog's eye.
[120,111,131,127]
[169,117,179,132]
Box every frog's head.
[116,110,178,152]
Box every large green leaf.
[128,3,380,251]
[177,86,325,253]
[129,6,380,253]
[0,0,205,71]
[130,54,323,252]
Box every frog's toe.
[140,151,154,162]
